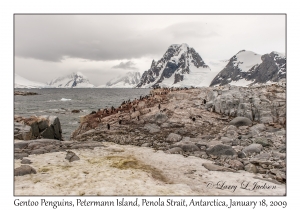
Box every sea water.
[14,88,151,140]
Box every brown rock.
[65,151,80,162]
[202,163,236,172]
[228,160,244,170]
[14,165,37,176]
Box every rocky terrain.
[71,83,286,183]
[14,82,286,195]
[14,91,38,96]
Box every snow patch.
[234,51,262,72]
[48,72,95,88]
[229,79,253,87]
[15,74,51,89]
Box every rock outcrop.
[204,83,286,125]
[14,165,37,176]
[14,91,38,96]
[14,115,63,140]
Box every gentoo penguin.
[107,123,110,130]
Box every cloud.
[14,15,285,86]
[14,17,219,63]
[163,21,219,39]
[112,61,137,70]
[14,15,168,62]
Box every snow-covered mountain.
[104,72,141,88]
[210,50,286,87]
[136,43,212,88]
[15,74,51,88]
[48,72,95,88]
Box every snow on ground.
[159,74,176,87]
[48,72,95,88]
[15,142,285,196]
[228,79,253,87]
[173,65,215,87]
[234,51,262,72]
[206,59,229,73]
[105,72,141,88]
[15,74,50,88]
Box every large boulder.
[166,133,182,142]
[154,113,168,124]
[244,163,258,173]
[165,147,183,154]
[228,160,244,170]
[144,123,160,133]
[229,117,252,127]
[242,144,263,155]
[254,137,270,147]
[250,124,266,134]
[202,163,236,172]
[14,115,62,140]
[206,144,236,156]
[47,116,62,140]
[14,123,32,140]
[250,124,266,132]
[65,151,80,162]
[181,144,200,152]
[14,165,37,176]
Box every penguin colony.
[83,87,206,130]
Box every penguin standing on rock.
[119,120,122,125]
[107,123,110,130]
[158,104,161,110]
[203,99,206,105]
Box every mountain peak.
[236,49,246,54]
[15,74,50,88]
[74,71,85,77]
[105,71,141,88]
[271,51,285,58]
[136,44,210,88]
[180,43,189,48]
[48,72,94,88]
[210,50,286,87]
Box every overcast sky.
[15,15,285,86]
